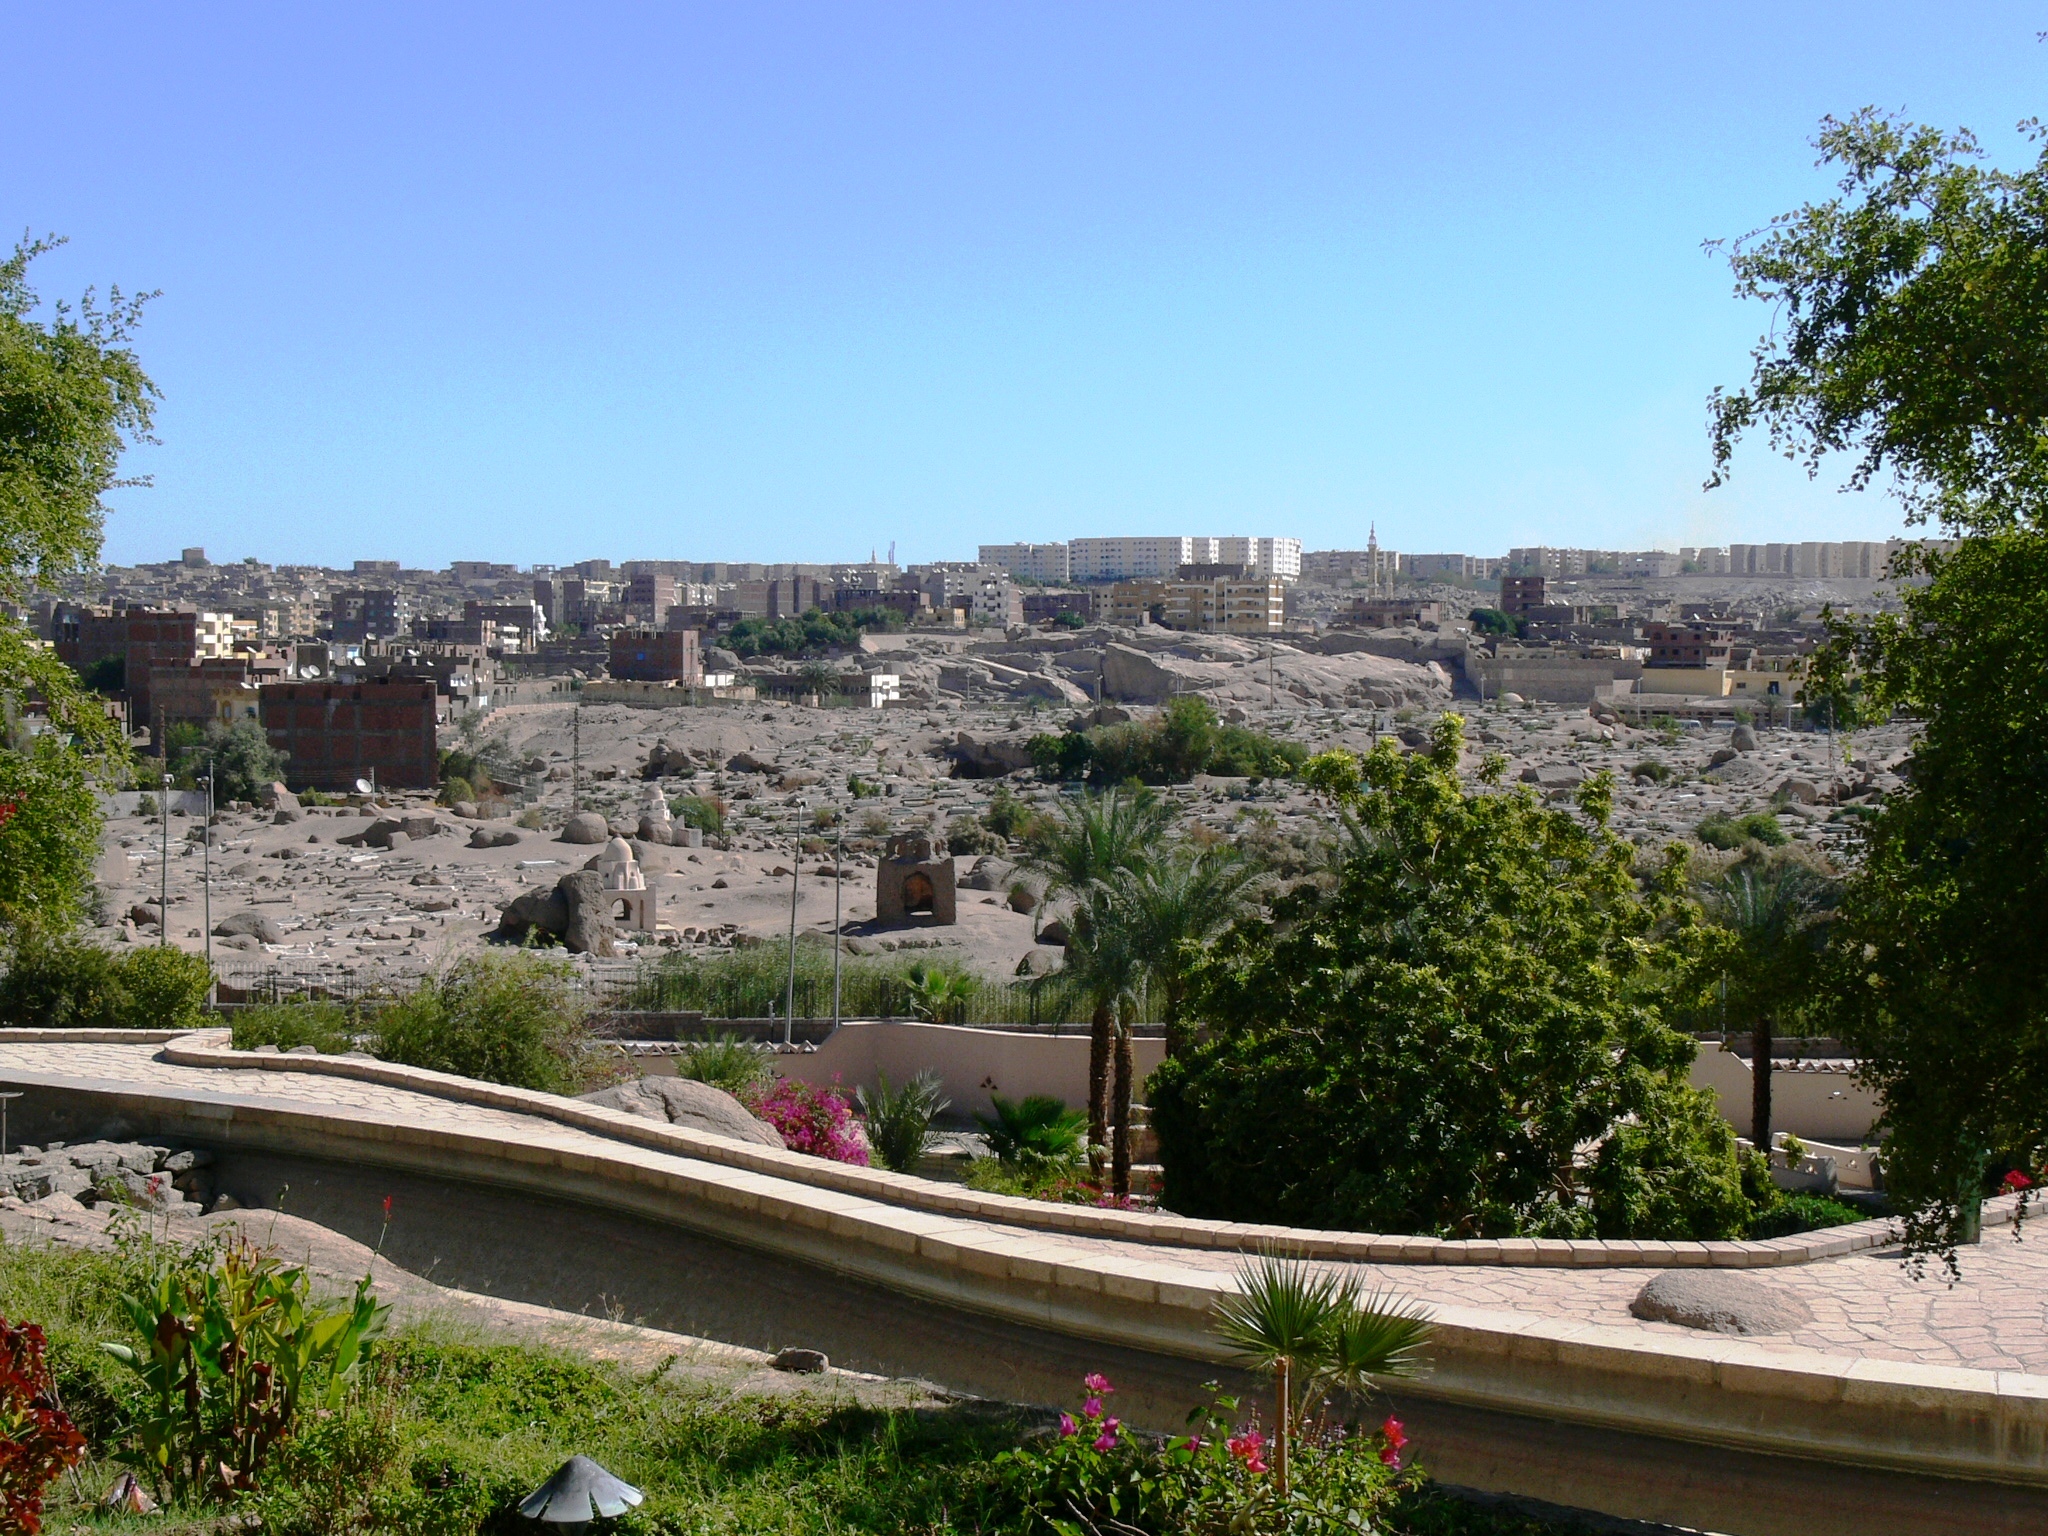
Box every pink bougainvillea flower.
[1227,1430,1266,1464]
[1245,1455,1269,1475]
[1081,1397,1103,1419]
[2003,1170,2033,1192]
[1058,1413,1077,1438]
[1082,1372,1114,1394]
[1379,1415,1409,1468]
[1185,1435,1203,1453]
[1092,1430,1118,1452]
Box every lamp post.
[159,772,172,947]
[783,818,801,1048]
[831,819,845,1029]
[199,763,215,984]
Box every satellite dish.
[354,778,374,795]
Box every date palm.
[1019,787,1172,1161]
[1112,847,1262,1055]
[1063,878,1150,1192]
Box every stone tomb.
[596,835,657,932]
[875,833,957,925]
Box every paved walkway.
[4,1041,2044,1377]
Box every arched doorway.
[902,870,935,912]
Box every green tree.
[1061,878,1150,1194]
[1706,112,2048,1260]
[1151,718,1741,1239]
[0,237,153,927]
[1111,846,1261,1055]
[169,719,287,804]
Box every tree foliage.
[1028,696,1307,786]
[1707,112,2048,1260]
[166,718,287,804]
[0,237,154,927]
[1150,717,1747,1240]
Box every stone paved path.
[6,1042,2044,1377]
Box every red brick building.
[607,627,701,684]
[260,678,438,791]
[1642,621,1736,669]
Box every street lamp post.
[159,772,172,947]
[200,764,215,983]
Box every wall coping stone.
[0,1059,2043,1493]
[139,1027,1920,1270]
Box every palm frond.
[1213,1254,1354,1367]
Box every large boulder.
[469,826,522,849]
[578,1076,784,1148]
[213,912,285,945]
[1630,1272,1816,1336]
[961,854,1017,891]
[948,733,1035,779]
[495,870,616,956]
[726,752,779,774]
[497,884,570,943]
[560,811,609,844]
[1730,723,1759,753]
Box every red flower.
[2003,1170,2033,1193]
[1378,1415,1409,1468]
[383,1194,394,1219]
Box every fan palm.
[973,1093,1087,1168]
[1700,856,1840,1150]
[902,961,979,1023]
[1213,1256,1431,1498]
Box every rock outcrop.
[578,1076,784,1148]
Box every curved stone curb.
[5,1062,2046,1497]
[155,1028,1913,1269]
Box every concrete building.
[1022,590,1097,625]
[978,543,1071,582]
[1217,536,1302,580]
[1107,577,1284,635]
[1642,621,1736,669]
[608,627,702,685]
[1069,538,1198,582]
[969,574,1023,629]
[463,601,547,650]
[260,677,438,791]
[331,589,409,644]
[1499,576,1547,617]
[625,573,676,624]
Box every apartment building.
[1106,577,1284,635]
[608,627,702,684]
[331,589,409,644]
[1216,537,1302,580]
[977,543,1072,583]
[260,677,438,791]
[969,574,1024,629]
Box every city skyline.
[14,4,2042,567]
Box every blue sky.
[12,4,2046,568]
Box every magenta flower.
[1092,1430,1118,1452]
[1082,1372,1114,1394]
[1081,1396,1103,1419]
[1058,1413,1077,1437]
[1379,1415,1409,1468]
[2004,1169,2034,1192]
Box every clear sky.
[11,4,2045,569]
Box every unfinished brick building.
[260,677,438,791]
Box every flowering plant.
[0,1318,88,1534]
[996,1373,1417,1535]
[752,1078,869,1165]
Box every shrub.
[167,718,288,804]
[671,794,727,837]
[373,953,604,1094]
[855,1070,950,1173]
[974,1093,1086,1169]
[229,1000,356,1054]
[1747,1189,1873,1239]
[0,927,210,1031]
[1630,760,1672,784]
[944,813,1001,856]
[0,1318,86,1533]
[1029,697,1305,787]
[753,1078,868,1164]
[1696,812,1790,850]
[674,1032,772,1099]
[515,805,545,830]
[437,775,477,807]
[983,785,1029,837]
[100,1231,386,1505]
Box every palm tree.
[1112,847,1262,1055]
[1019,787,1173,1164]
[1063,880,1150,1194]
[973,1093,1086,1169]
[1213,1255,1430,1499]
[902,961,978,1023]
[1701,856,1840,1153]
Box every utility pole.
[159,772,171,948]
[831,820,845,1029]
[783,829,801,1048]
[571,705,581,814]
[200,764,214,983]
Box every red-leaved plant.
[752,1078,870,1165]
[0,1319,87,1535]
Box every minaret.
[1367,523,1381,599]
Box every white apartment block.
[970,573,1023,629]
[194,611,242,658]
[1068,537,1197,581]
[1217,536,1303,579]
[977,543,1072,583]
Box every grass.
[625,945,1150,1026]
[2,1234,1645,1535]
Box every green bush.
[945,812,1002,856]
[1696,811,1790,850]
[167,718,289,803]
[230,1000,356,1054]
[856,1069,951,1173]
[671,794,727,837]
[0,925,211,1030]
[674,1031,772,1099]
[437,774,477,807]
[374,953,606,1094]
[974,1093,1086,1169]
[1028,696,1306,786]
[1747,1189,1874,1239]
